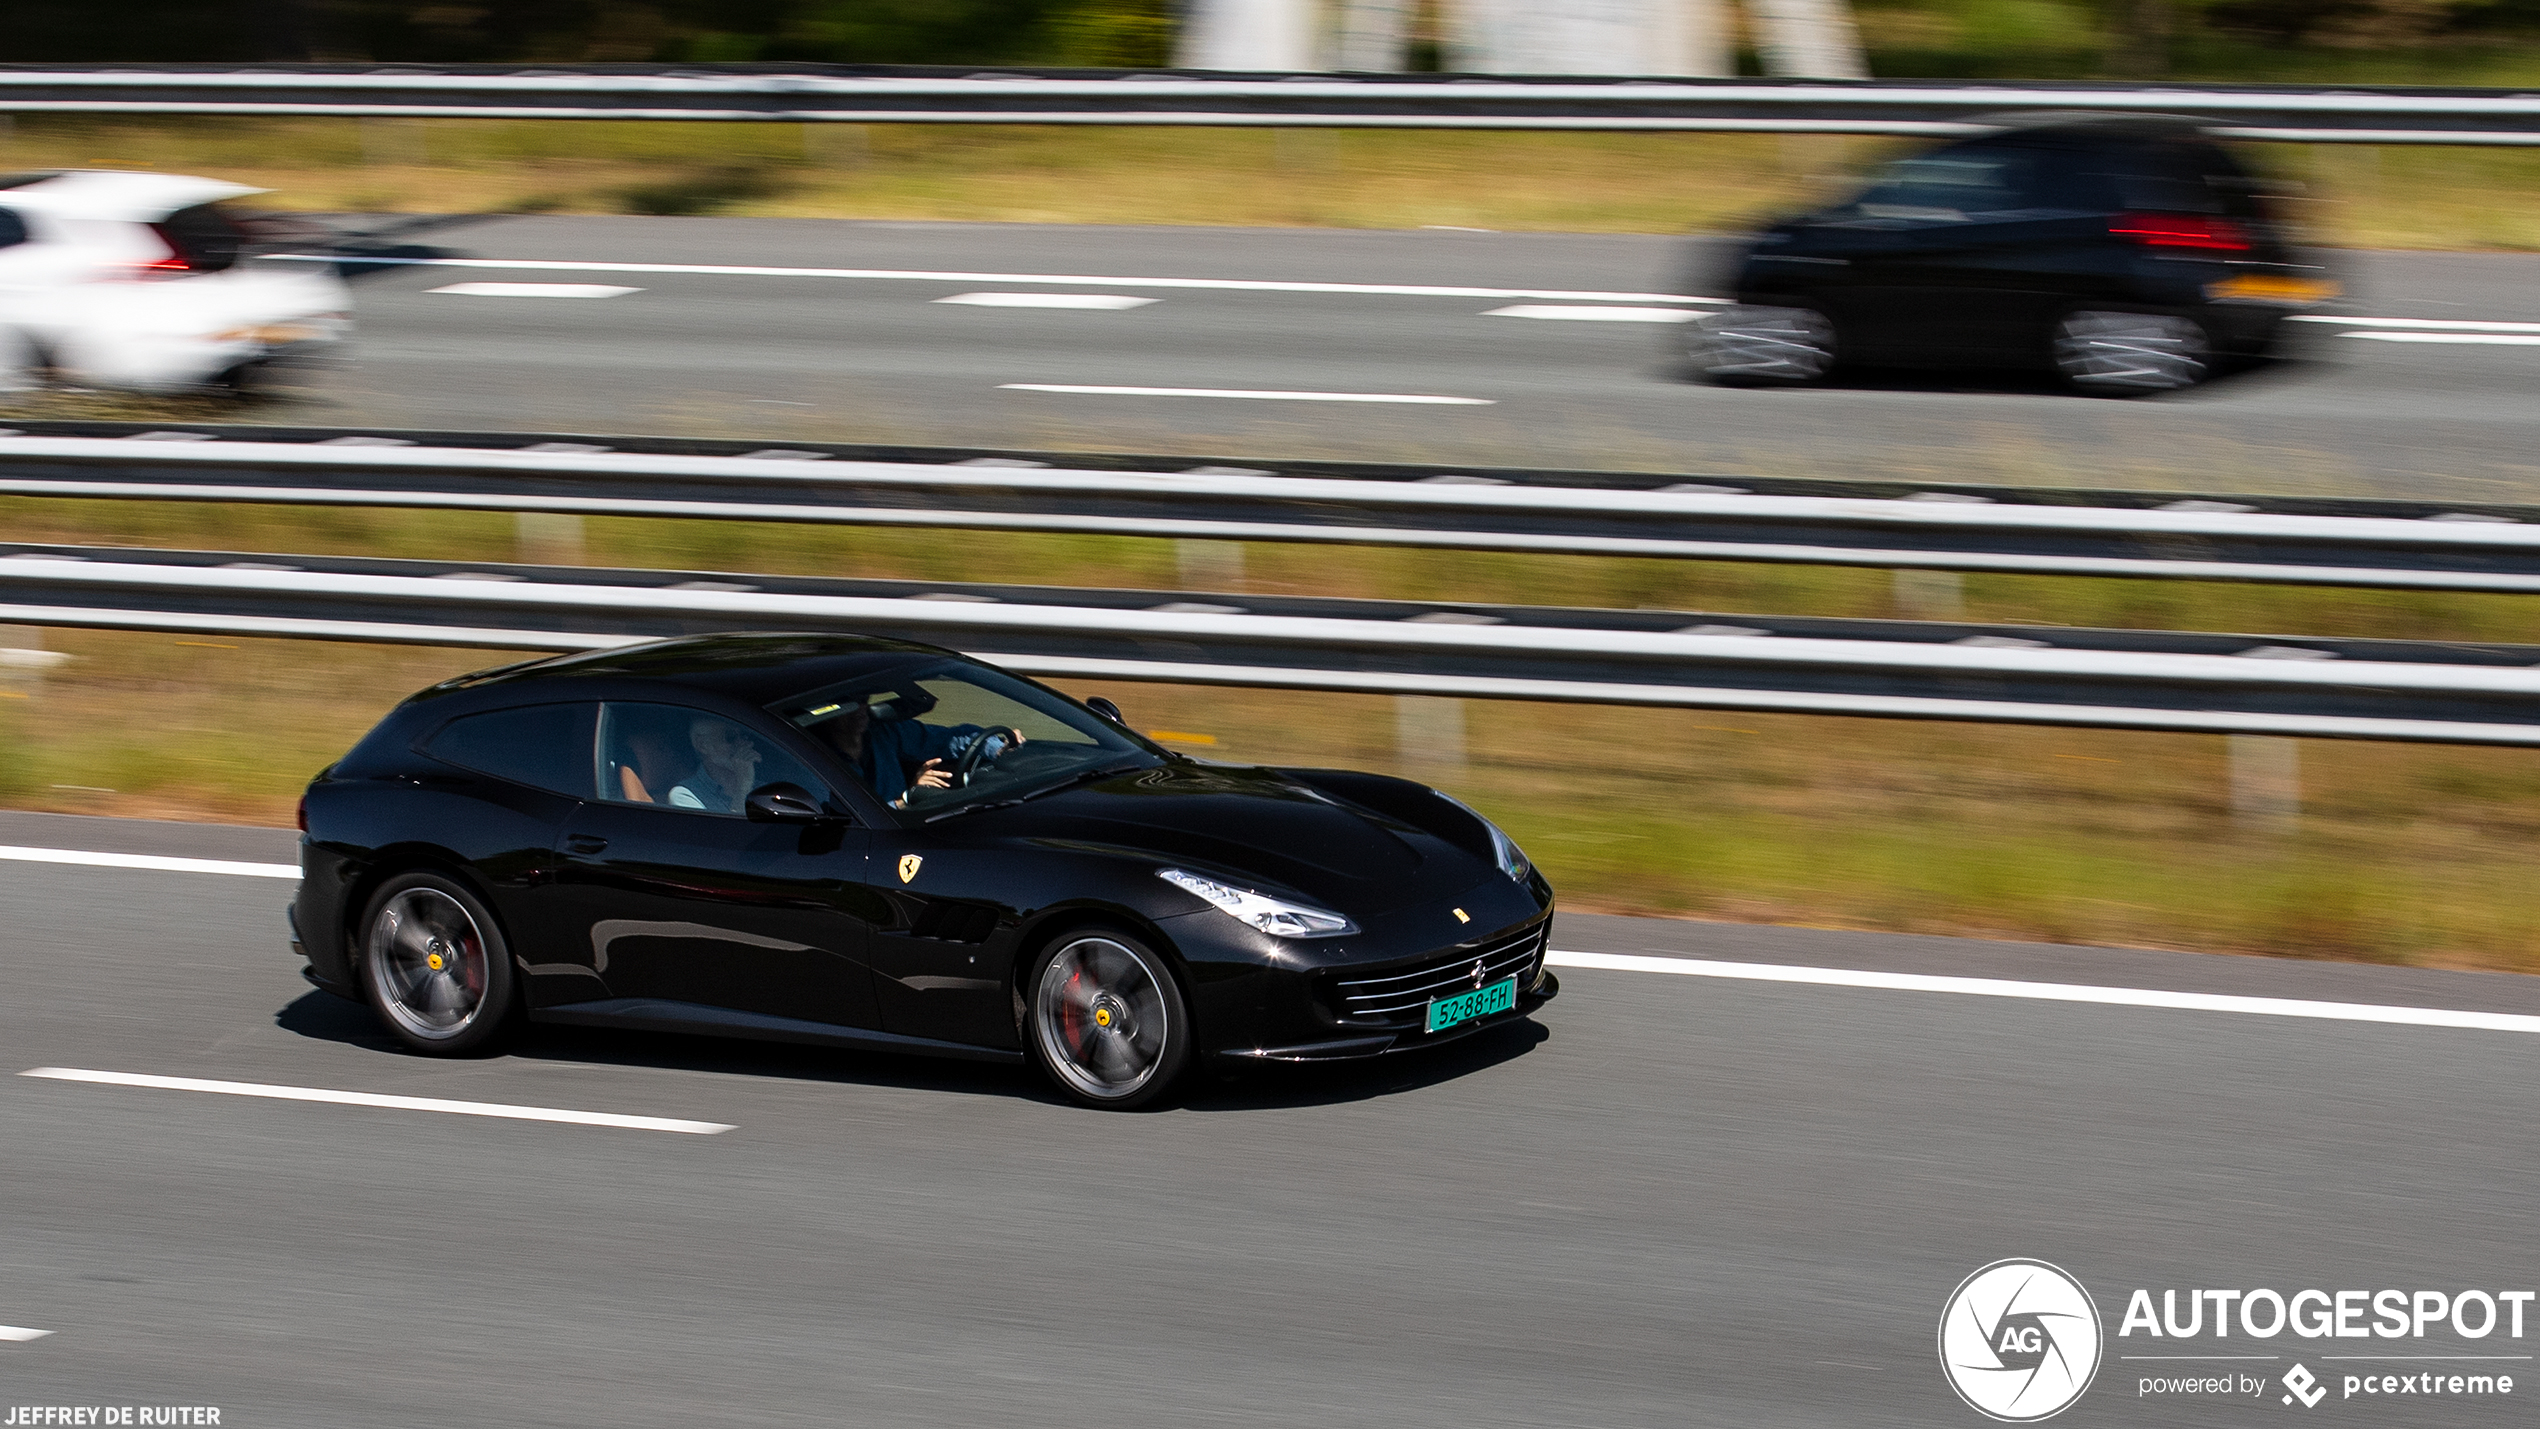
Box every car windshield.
[772,657,1163,819]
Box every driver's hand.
[911,758,952,790]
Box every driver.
[812,694,1022,808]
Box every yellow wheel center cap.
[1094,1007,1113,1028]
[425,952,445,971]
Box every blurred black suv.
[1685,115,2338,394]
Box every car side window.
[1849,145,2038,221]
[422,702,597,798]
[597,702,827,816]
[0,207,27,250]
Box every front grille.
[1330,924,1545,1025]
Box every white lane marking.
[0,1326,50,1342]
[2292,316,2540,333]
[1549,950,2540,1037]
[1486,304,1699,322]
[935,292,1158,310]
[20,1068,735,1135]
[427,282,642,299]
[0,845,298,879]
[2342,332,2540,346]
[277,253,1713,305]
[1000,383,1493,405]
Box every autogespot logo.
[1939,1259,2106,1422]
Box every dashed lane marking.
[1485,304,1700,322]
[427,282,642,298]
[935,292,1158,310]
[0,1326,50,1342]
[20,1068,735,1135]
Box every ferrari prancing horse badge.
[898,854,923,884]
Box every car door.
[545,701,885,1028]
[1814,141,2070,363]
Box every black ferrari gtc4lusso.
[292,634,1557,1108]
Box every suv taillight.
[296,795,308,833]
[2110,213,2250,252]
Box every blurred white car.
[0,169,350,392]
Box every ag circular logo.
[1938,1259,2103,1421]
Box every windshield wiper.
[921,758,1148,822]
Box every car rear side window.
[597,702,828,816]
[153,201,246,273]
[0,207,26,250]
[423,702,598,798]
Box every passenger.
[664,717,762,813]
[615,726,682,804]
[813,694,1019,807]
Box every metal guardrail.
[13,428,2540,594]
[9,542,2540,746]
[0,66,2534,144]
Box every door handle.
[565,834,610,854]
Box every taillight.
[2110,213,2249,252]
[296,795,308,833]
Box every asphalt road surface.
[270,215,2540,504]
[6,810,2539,1427]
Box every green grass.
[9,114,2540,250]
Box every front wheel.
[1025,929,1191,1110]
[2051,310,2208,396]
[357,872,518,1056]
[1687,304,1838,386]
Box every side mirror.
[1085,696,1125,726]
[745,781,825,825]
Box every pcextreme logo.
[1939,1259,2105,1422]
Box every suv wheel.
[2052,311,2208,395]
[1689,304,1838,386]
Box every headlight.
[1438,794,1531,883]
[1158,868,1355,939]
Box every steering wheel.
[949,726,1020,789]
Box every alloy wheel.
[1033,936,1173,1102]
[366,887,491,1042]
[1695,305,1838,384]
[2053,311,2208,394]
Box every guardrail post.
[2229,734,2300,833]
[1396,695,1468,770]
[516,512,587,565]
[1177,540,1245,593]
[1892,569,1964,620]
[0,626,66,697]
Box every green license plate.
[1426,975,1519,1034]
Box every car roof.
[445,632,963,707]
[0,169,264,220]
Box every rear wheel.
[2052,310,2208,395]
[1025,929,1191,1110]
[357,872,517,1056]
[1689,304,1838,386]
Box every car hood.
[975,760,1494,915]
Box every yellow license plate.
[2206,275,2341,305]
